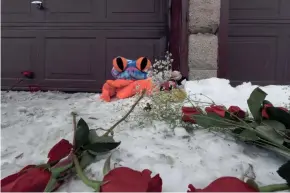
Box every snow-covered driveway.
[1,78,290,192]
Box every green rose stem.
[102,89,146,137]
[259,183,290,192]
[71,112,77,149]
[71,112,103,191]
[72,154,102,192]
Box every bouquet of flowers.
[182,87,290,159]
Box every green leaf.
[247,87,267,123]
[92,136,115,143]
[262,120,287,134]
[44,177,58,192]
[84,141,121,153]
[255,125,285,145]
[193,113,242,128]
[79,151,96,169]
[88,129,99,143]
[103,155,112,176]
[75,118,90,149]
[87,136,117,155]
[238,129,260,141]
[265,107,290,129]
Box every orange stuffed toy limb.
[100,79,133,102]
[100,81,116,102]
[107,79,134,88]
[116,79,153,99]
[100,79,153,102]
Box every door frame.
[169,0,189,77]
[171,0,228,79]
[217,0,229,79]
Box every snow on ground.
[1,78,290,192]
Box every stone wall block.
[188,69,217,80]
[188,0,221,34]
[188,34,218,70]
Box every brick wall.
[188,0,221,80]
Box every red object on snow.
[228,106,246,119]
[100,167,162,192]
[1,165,59,192]
[47,139,73,164]
[0,139,73,192]
[205,105,246,119]
[182,106,201,124]
[205,105,227,117]
[187,177,258,192]
[262,103,289,119]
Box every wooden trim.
[180,0,189,77]
[169,0,189,78]
[217,0,229,78]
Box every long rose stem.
[102,89,146,136]
[71,112,77,149]
[259,183,289,192]
[72,154,102,191]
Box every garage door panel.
[227,0,290,85]
[1,0,43,22]
[46,0,92,13]
[44,38,97,80]
[229,24,280,36]
[228,36,278,84]
[2,38,35,79]
[106,0,167,22]
[284,36,290,84]
[108,0,155,13]
[43,0,104,22]
[229,0,281,20]
[43,0,167,23]
[1,30,41,90]
[41,30,106,90]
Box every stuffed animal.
[100,56,153,102]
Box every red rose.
[261,104,273,119]
[205,105,227,117]
[262,104,289,119]
[182,106,201,124]
[228,106,246,119]
[1,165,58,192]
[47,139,73,164]
[187,177,258,192]
[100,167,162,192]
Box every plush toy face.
[111,56,151,80]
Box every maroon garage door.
[1,0,168,92]
[227,0,290,85]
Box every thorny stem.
[72,154,102,192]
[102,89,146,136]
